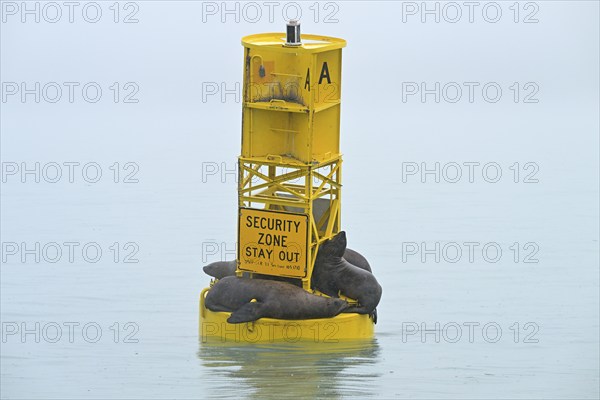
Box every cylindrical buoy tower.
[237,22,346,289]
[200,24,375,341]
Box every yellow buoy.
[199,22,375,341]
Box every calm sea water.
[1,169,598,398]
[2,1,598,399]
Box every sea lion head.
[203,260,236,279]
[318,231,347,260]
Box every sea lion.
[202,261,301,286]
[203,261,237,279]
[205,276,349,323]
[203,247,372,278]
[312,231,382,316]
[343,248,372,273]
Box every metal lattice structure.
[238,156,342,289]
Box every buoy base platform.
[199,287,375,343]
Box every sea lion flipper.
[227,301,264,324]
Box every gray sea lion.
[205,276,349,323]
[343,248,372,273]
[203,261,237,279]
[203,247,372,279]
[312,231,382,316]
[203,261,301,286]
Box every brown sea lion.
[312,231,382,316]
[205,276,350,323]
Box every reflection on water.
[198,339,381,399]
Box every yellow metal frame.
[236,33,346,286]
[237,156,342,289]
